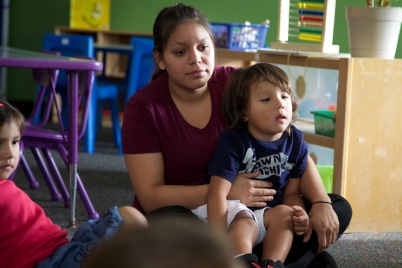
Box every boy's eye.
[11,139,19,146]
[261,98,270,102]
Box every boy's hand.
[292,205,309,235]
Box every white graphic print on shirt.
[239,148,294,179]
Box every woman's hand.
[300,156,339,253]
[227,171,276,207]
[303,203,339,253]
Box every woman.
[122,3,351,267]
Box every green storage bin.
[311,110,336,137]
[316,165,333,193]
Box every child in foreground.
[0,99,147,268]
[86,217,244,268]
[192,63,311,268]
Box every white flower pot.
[346,7,402,59]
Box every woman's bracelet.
[311,201,332,205]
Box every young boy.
[192,63,310,268]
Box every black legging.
[253,194,352,267]
[145,193,352,268]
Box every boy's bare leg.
[227,211,258,255]
[262,205,294,262]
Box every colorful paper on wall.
[70,0,110,30]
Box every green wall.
[7,0,402,101]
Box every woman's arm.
[124,153,209,213]
[301,156,339,253]
[125,154,277,214]
[207,176,232,233]
[282,178,305,209]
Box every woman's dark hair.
[222,63,298,133]
[151,3,215,81]
[0,99,25,133]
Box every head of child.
[0,100,25,180]
[222,63,298,141]
[151,3,216,84]
[85,217,243,268]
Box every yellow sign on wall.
[70,0,110,30]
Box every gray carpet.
[11,127,402,268]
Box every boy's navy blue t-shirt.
[206,125,308,209]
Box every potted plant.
[346,0,402,59]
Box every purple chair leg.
[19,154,40,189]
[56,144,99,219]
[42,148,70,208]
[30,147,62,201]
[76,174,100,219]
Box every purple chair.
[39,34,122,155]
[8,51,61,191]
[17,53,99,219]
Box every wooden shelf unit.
[56,27,402,232]
[256,50,402,232]
[55,26,152,79]
[55,26,152,44]
[215,48,402,232]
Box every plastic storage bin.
[210,22,269,50]
[316,165,333,193]
[311,110,336,137]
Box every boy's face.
[0,122,21,180]
[245,80,292,142]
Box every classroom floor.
[12,125,402,268]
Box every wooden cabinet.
[220,49,402,232]
[55,26,152,79]
[55,25,152,44]
[56,27,402,232]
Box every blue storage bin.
[210,22,269,50]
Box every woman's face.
[0,122,21,180]
[157,22,215,94]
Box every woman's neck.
[169,82,212,129]
[169,81,210,106]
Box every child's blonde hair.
[222,63,298,134]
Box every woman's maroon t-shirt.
[122,66,236,212]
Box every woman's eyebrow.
[170,37,210,47]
